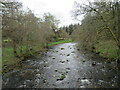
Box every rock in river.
[61,48,64,50]
[67,54,70,56]
[60,61,65,63]
[92,61,96,66]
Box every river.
[2,43,118,88]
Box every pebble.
[43,79,46,83]
[66,71,68,73]
[55,70,58,72]
[60,61,65,63]
[36,74,41,78]
[61,48,64,50]
[52,57,55,59]
[92,61,96,66]
[66,60,69,62]
[66,68,70,70]
[67,54,70,56]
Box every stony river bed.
[2,43,119,88]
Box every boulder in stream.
[92,61,96,66]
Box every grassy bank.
[2,44,44,74]
[48,39,73,46]
[95,40,118,60]
[2,39,73,74]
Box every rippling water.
[2,43,118,88]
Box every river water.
[2,43,119,88]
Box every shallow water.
[2,43,119,88]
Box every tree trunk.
[117,45,120,88]
[13,43,17,57]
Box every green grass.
[48,39,73,46]
[3,47,14,65]
[2,47,20,74]
[60,74,66,80]
[57,74,66,80]
[95,40,118,60]
[2,44,44,74]
[2,39,72,74]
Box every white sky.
[20,0,85,27]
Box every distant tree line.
[59,24,80,35]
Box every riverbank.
[2,39,73,74]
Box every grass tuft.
[95,40,118,60]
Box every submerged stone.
[61,48,64,50]
[66,68,70,70]
[66,60,69,62]
[92,61,96,66]
[60,61,65,63]
[43,79,46,83]
[55,70,58,72]
[52,57,55,59]
[67,54,70,56]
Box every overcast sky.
[20,0,86,27]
